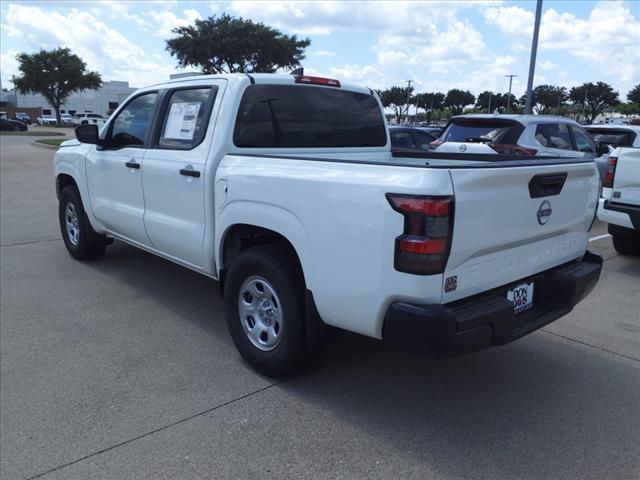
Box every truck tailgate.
[443,161,599,302]
[612,148,640,207]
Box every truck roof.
[147,73,372,95]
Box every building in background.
[6,80,136,117]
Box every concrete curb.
[30,140,61,150]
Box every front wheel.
[223,245,312,377]
[59,186,108,260]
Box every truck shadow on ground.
[90,242,639,479]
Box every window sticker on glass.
[164,102,201,140]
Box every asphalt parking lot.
[1,134,639,480]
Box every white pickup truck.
[597,147,640,254]
[54,73,603,376]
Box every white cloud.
[313,50,336,57]
[147,8,202,38]
[2,4,176,87]
[0,50,20,88]
[228,1,504,93]
[484,0,640,92]
[539,60,556,71]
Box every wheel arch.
[218,223,307,295]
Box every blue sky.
[1,1,639,98]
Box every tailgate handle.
[528,172,567,198]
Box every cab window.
[571,126,596,153]
[157,87,216,150]
[105,92,158,149]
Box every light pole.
[505,75,517,113]
[524,0,543,114]
[405,80,413,124]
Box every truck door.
[141,82,224,267]
[85,91,159,246]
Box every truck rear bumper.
[382,251,602,356]
[597,198,639,230]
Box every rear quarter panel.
[215,155,453,338]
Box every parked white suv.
[54,73,602,376]
[71,113,105,126]
[433,115,611,178]
[37,115,56,125]
[597,147,640,254]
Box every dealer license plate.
[506,282,534,314]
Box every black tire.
[223,245,312,377]
[59,186,108,260]
[612,228,640,255]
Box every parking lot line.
[589,233,611,242]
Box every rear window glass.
[535,124,572,150]
[439,119,522,144]
[586,129,635,147]
[233,85,386,148]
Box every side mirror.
[75,124,100,144]
[596,141,611,156]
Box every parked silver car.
[433,114,610,178]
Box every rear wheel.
[59,186,108,260]
[611,226,640,255]
[223,245,312,377]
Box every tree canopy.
[12,48,101,123]
[569,81,619,124]
[444,89,475,115]
[529,85,568,114]
[378,86,414,124]
[628,84,640,105]
[166,14,310,74]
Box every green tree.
[614,102,640,116]
[627,84,640,115]
[166,14,310,74]
[412,92,444,123]
[530,85,568,114]
[12,48,101,124]
[628,84,640,104]
[475,91,500,112]
[444,89,475,115]
[569,81,619,124]
[378,86,414,124]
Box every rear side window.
[390,131,416,149]
[587,129,635,147]
[571,126,596,153]
[535,124,572,150]
[440,119,522,144]
[158,87,217,150]
[233,85,386,148]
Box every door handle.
[180,168,200,178]
[125,161,140,169]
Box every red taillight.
[490,143,538,155]
[386,194,454,275]
[602,156,617,188]
[294,75,341,87]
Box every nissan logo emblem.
[537,200,552,225]
[459,144,467,152]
